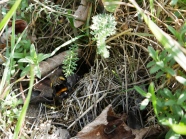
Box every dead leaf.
[8,19,27,34]
[0,19,27,44]
[30,78,54,104]
[73,0,90,28]
[0,44,6,49]
[73,105,162,139]
[75,105,135,139]
[132,125,161,139]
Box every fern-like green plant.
[62,45,79,77]
[25,0,71,23]
[90,14,116,58]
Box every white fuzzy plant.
[90,14,117,58]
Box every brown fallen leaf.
[73,0,90,28]
[73,105,161,139]
[75,105,135,139]
[0,19,29,66]
[0,19,27,45]
[132,125,161,139]
[8,19,27,34]
[30,78,54,104]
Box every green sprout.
[62,45,79,77]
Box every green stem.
[13,64,35,139]
[149,82,159,120]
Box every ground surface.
[1,0,186,138]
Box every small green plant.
[0,92,22,129]
[25,0,71,23]
[129,0,186,137]
[62,45,79,77]
[147,46,176,78]
[134,83,186,138]
[134,46,186,138]
[9,0,29,18]
[14,44,42,139]
[18,44,50,78]
[90,14,116,58]
[167,23,186,47]
[5,33,31,75]
[2,32,50,78]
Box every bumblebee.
[52,73,80,104]
[31,68,79,104]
